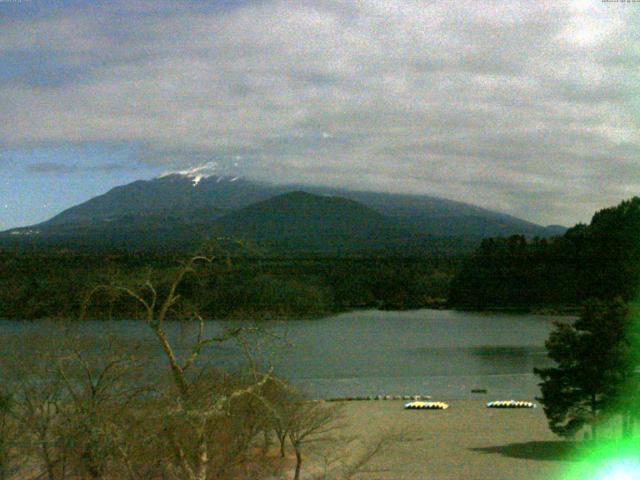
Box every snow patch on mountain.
[159,162,219,187]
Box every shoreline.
[0,304,580,322]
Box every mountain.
[303,187,561,238]
[43,174,282,226]
[214,191,395,237]
[0,173,566,254]
[211,191,416,254]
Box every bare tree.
[287,401,343,480]
[268,396,404,480]
[81,255,274,480]
[331,430,405,480]
[0,391,18,480]
[1,328,150,480]
[54,336,146,480]
[255,377,300,459]
[11,356,67,480]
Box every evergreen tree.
[534,299,637,439]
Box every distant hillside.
[0,173,565,254]
[305,187,560,238]
[211,191,416,254]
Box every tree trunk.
[195,438,208,480]
[293,446,302,480]
[41,441,56,480]
[151,326,189,397]
[279,435,286,458]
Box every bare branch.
[143,280,158,313]
[157,256,212,324]
[182,324,247,372]
[180,313,206,373]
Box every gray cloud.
[2,0,639,226]
[27,162,79,174]
[26,162,136,174]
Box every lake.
[0,309,567,400]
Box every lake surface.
[0,309,568,400]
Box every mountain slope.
[0,174,566,253]
[303,187,557,237]
[43,175,283,226]
[211,191,415,253]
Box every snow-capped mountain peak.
[159,162,219,187]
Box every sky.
[0,0,639,230]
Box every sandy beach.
[310,400,579,480]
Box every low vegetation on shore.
[0,250,456,321]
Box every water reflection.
[469,345,546,358]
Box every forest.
[0,250,457,321]
[449,197,640,310]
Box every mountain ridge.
[1,174,566,253]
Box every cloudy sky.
[1,0,639,230]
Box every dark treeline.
[449,197,640,310]
[0,250,458,320]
